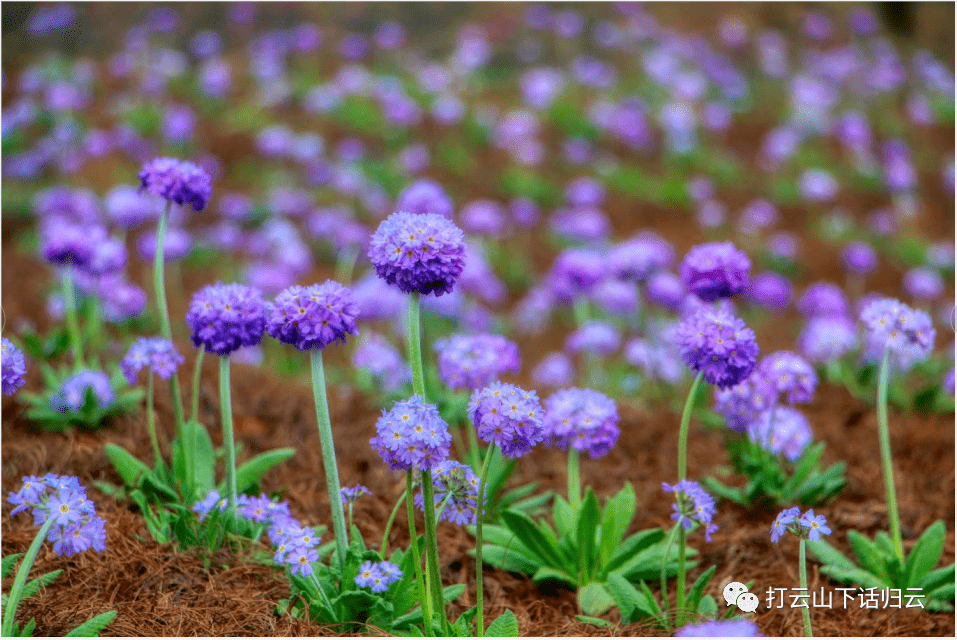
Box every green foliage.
[21,364,142,432]
[703,437,847,508]
[809,521,955,611]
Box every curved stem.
[660,524,680,629]
[405,470,432,636]
[677,372,705,481]
[567,448,581,511]
[800,539,813,637]
[219,356,237,514]
[153,203,186,433]
[877,350,904,562]
[420,470,447,628]
[310,350,349,567]
[676,526,687,626]
[146,374,162,470]
[191,345,205,423]
[380,489,408,556]
[475,443,497,637]
[62,266,84,368]
[2,519,55,637]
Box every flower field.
[1,3,954,637]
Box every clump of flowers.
[352,333,410,393]
[138,157,212,211]
[676,620,762,637]
[356,561,403,593]
[2,337,27,396]
[542,387,620,459]
[713,374,775,433]
[662,479,719,542]
[370,395,452,471]
[265,282,359,350]
[679,241,751,301]
[186,282,267,356]
[747,407,813,461]
[273,523,324,577]
[434,333,520,391]
[469,381,546,458]
[52,370,115,411]
[120,337,184,385]
[675,308,759,389]
[758,351,818,404]
[414,460,482,525]
[860,297,935,371]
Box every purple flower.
[352,333,410,392]
[543,388,620,459]
[531,352,575,388]
[799,169,838,202]
[340,485,371,505]
[40,218,105,269]
[186,283,267,357]
[646,271,687,311]
[798,315,859,365]
[748,272,792,311]
[265,282,358,351]
[799,509,832,541]
[679,242,751,302]
[662,479,719,542]
[434,333,520,391]
[139,157,212,211]
[395,179,454,219]
[414,460,483,525]
[759,351,818,404]
[607,232,675,283]
[289,547,320,576]
[771,506,802,543]
[565,321,621,356]
[675,308,759,389]
[469,382,545,459]
[368,211,466,297]
[748,407,812,461]
[624,338,685,385]
[592,279,639,316]
[545,249,605,304]
[713,374,776,433]
[860,298,935,369]
[356,560,402,593]
[798,282,850,319]
[550,207,610,244]
[842,242,878,275]
[903,268,944,302]
[369,395,451,471]
[120,337,185,385]
[105,185,162,229]
[137,227,193,262]
[54,370,114,411]
[460,200,508,238]
[7,475,106,557]
[676,619,762,637]
[943,368,954,395]
[2,338,27,396]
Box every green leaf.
[229,448,296,495]
[532,566,575,587]
[818,566,885,590]
[480,545,541,574]
[501,510,566,569]
[600,483,635,567]
[2,554,24,579]
[807,539,857,570]
[484,609,519,637]
[918,564,955,593]
[848,531,892,581]
[698,594,718,617]
[605,572,645,624]
[65,610,118,637]
[575,615,614,630]
[700,477,745,505]
[23,569,63,600]
[904,520,946,588]
[578,581,615,616]
[173,420,216,494]
[576,491,602,581]
[606,529,664,575]
[687,565,717,610]
[552,495,575,537]
[104,444,151,489]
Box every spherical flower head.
[675,308,759,389]
[434,333,520,391]
[54,370,114,411]
[138,157,212,211]
[8,475,106,557]
[662,479,719,542]
[356,560,402,593]
[748,272,792,312]
[679,242,751,302]
[759,351,818,404]
[607,232,675,283]
[2,338,27,396]
[543,388,620,458]
[646,271,686,312]
[798,316,858,364]
[798,282,849,319]
[395,180,454,219]
[903,267,944,302]
[798,509,832,541]
[368,211,466,297]
[136,227,193,263]
[186,282,267,356]
[713,374,776,433]
[860,297,935,370]
[352,333,411,392]
[565,321,621,357]
[40,218,105,269]
[414,460,483,525]
[676,619,762,637]
[842,241,878,275]
[370,395,451,471]
[625,338,685,385]
[340,484,371,505]
[592,279,639,316]
[748,407,812,461]
[120,337,184,385]
[544,249,605,304]
[469,382,545,458]
[265,281,359,351]
[531,352,575,388]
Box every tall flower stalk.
[771,507,832,638]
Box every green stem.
[380,489,408,556]
[62,266,84,368]
[475,442,497,637]
[405,470,432,636]
[877,350,904,562]
[219,356,238,513]
[465,423,482,470]
[154,203,186,433]
[676,526,687,626]
[800,539,813,637]
[568,448,581,511]
[407,294,426,399]
[191,345,205,423]
[677,372,705,481]
[420,470,447,628]
[2,519,55,637]
[146,374,163,470]
[310,350,349,567]
[659,524,680,629]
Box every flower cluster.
[747,407,812,461]
[2,337,27,396]
[273,522,323,576]
[469,382,546,458]
[8,475,106,557]
[565,321,621,356]
[52,370,115,411]
[120,337,184,384]
[352,333,410,392]
[340,485,371,505]
[662,479,719,541]
[798,316,858,364]
[607,232,675,283]
[679,242,751,301]
[192,490,291,524]
[771,507,832,543]
[266,281,359,351]
[186,282,267,356]
[713,374,776,433]
[434,333,520,391]
[676,620,762,637]
[758,351,818,404]
[414,460,483,525]
[543,388,620,459]
[138,157,213,211]
[369,395,451,471]
[860,297,935,370]
[355,560,403,593]
[368,211,466,297]
[675,308,759,389]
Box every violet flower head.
[798,282,850,319]
[395,179,454,219]
[748,407,812,461]
[798,509,832,541]
[677,620,762,637]
[352,333,410,392]
[356,560,402,593]
[105,185,162,229]
[679,242,751,302]
[40,219,105,269]
[460,200,508,238]
[2,338,27,396]
[565,321,621,356]
[646,271,687,311]
[798,316,858,365]
[713,374,776,433]
[943,368,954,395]
[120,337,185,385]
[469,382,545,458]
[607,232,675,283]
[266,281,358,351]
[53,370,114,411]
[860,298,935,369]
[592,279,639,316]
[434,333,520,391]
[543,388,620,459]
[413,460,484,525]
[770,507,801,543]
[7,475,106,557]
[903,268,944,302]
[369,395,451,471]
[137,227,193,262]
[368,211,466,297]
[186,282,267,356]
[748,272,792,311]
[138,157,212,211]
[545,249,605,304]
[531,352,575,388]
[675,308,759,389]
[625,338,685,385]
[340,485,371,505]
[662,479,719,541]
[842,241,878,275]
[759,351,818,404]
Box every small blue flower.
[770,507,801,543]
[799,509,832,541]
